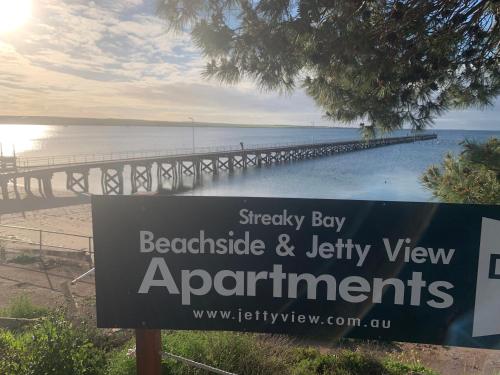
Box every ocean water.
[0,124,497,202]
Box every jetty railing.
[0,224,93,264]
[14,134,436,169]
[15,141,334,168]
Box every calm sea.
[0,125,497,202]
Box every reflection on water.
[0,124,49,154]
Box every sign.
[92,195,500,349]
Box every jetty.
[0,134,437,200]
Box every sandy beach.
[0,202,93,237]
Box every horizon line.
[0,115,498,132]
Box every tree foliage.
[359,123,377,140]
[157,0,500,131]
[421,137,499,204]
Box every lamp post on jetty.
[189,117,195,153]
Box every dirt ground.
[0,202,498,375]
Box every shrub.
[107,331,439,375]
[290,348,439,375]
[0,330,26,375]
[9,253,39,265]
[161,331,291,374]
[0,241,6,262]
[0,312,106,375]
[0,303,440,375]
[0,295,49,319]
[24,313,106,375]
[106,347,136,375]
[107,331,292,375]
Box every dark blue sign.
[92,196,500,349]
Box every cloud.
[0,0,329,125]
[0,30,327,125]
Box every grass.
[0,312,106,375]
[106,331,439,375]
[0,295,49,319]
[0,241,6,262]
[8,253,39,265]
[0,296,440,375]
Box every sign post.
[92,195,500,350]
[136,329,161,375]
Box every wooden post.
[136,329,162,375]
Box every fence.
[15,142,324,168]
[0,224,93,264]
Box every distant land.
[0,116,338,129]
[2,116,494,132]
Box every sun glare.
[0,125,48,154]
[0,0,32,34]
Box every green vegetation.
[0,295,49,319]
[291,348,436,375]
[108,331,437,375]
[107,331,289,375]
[421,138,499,204]
[9,253,39,265]
[158,1,499,133]
[0,296,438,374]
[0,313,105,375]
[0,241,5,262]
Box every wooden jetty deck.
[0,133,437,200]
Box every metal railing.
[16,145,245,168]
[162,352,236,375]
[0,224,93,263]
[14,133,436,169]
[14,141,334,168]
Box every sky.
[0,0,499,130]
